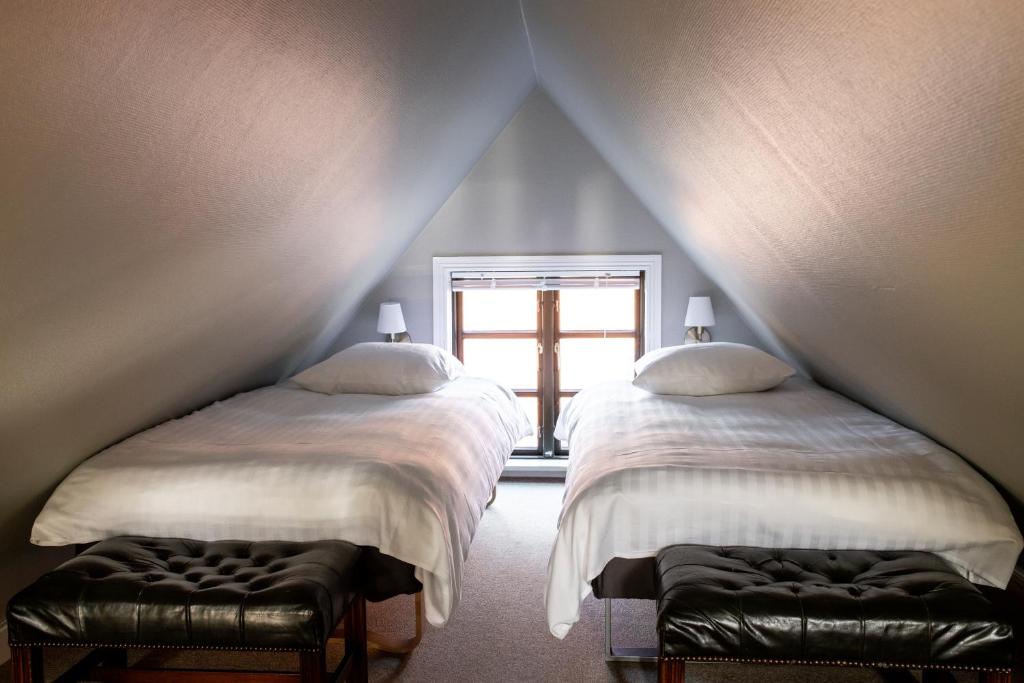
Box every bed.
[32,376,532,628]
[545,377,1023,639]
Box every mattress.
[32,377,532,627]
[545,378,1023,638]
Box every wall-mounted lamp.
[684,296,715,344]
[377,302,409,342]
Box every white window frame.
[432,254,662,354]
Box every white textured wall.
[522,0,1024,512]
[0,0,533,613]
[336,88,760,350]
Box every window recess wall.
[435,255,660,457]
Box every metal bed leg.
[604,599,657,663]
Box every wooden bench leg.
[104,647,129,668]
[299,649,327,683]
[344,595,369,682]
[979,671,1012,683]
[9,646,43,683]
[658,658,685,683]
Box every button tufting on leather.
[655,545,1014,669]
[6,537,363,652]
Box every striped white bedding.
[545,378,1022,638]
[32,377,532,627]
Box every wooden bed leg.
[658,658,685,683]
[332,591,423,655]
[979,671,1012,683]
[368,590,423,655]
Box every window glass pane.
[559,288,635,331]
[462,338,538,390]
[461,289,537,332]
[515,396,539,451]
[559,338,635,391]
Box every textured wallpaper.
[523,0,1024,508]
[0,0,533,610]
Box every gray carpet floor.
[1,481,971,682]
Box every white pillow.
[292,342,464,395]
[632,342,794,396]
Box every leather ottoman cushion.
[656,545,1014,669]
[7,537,361,651]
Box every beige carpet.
[1,481,970,682]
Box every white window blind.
[451,272,640,291]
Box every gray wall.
[0,0,533,626]
[336,89,760,351]
[523,0,1024,513]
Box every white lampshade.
[377,302,407,334]
[684,296,716,327]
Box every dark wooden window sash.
[453,278,644,457]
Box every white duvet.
[546,378,1023,638]
[32,377,532,627]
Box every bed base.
[361,483,491,652]
[604,599,657,663]
[334,591,423,655]
[594,556,659,662]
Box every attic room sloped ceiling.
[521,0,1024,509]
[2,0,1023,633]
[0,0,533,612]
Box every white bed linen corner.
[32,377,532,628]
[545,378,1023,639]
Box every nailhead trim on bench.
[659,655,1012,674]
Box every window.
[434,255,661,458]
[454,276,642,455]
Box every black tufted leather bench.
[656,545,1014,683]
[7,537,368,682]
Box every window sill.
[501,457,567,480]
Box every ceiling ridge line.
[517,0,539,81]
